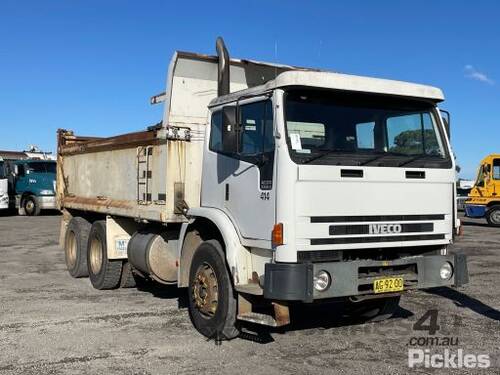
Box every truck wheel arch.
[178,207,250,288]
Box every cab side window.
[476,164,487,187]
[17,164,25,177]
[493,159,500,180]
[239,100,274,161]
[209,111,223,153]
[239,100,275,190]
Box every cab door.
[472,163,488,197]
[201,98,276,243]
[223,99,276,242]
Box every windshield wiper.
[301,149,344,164]
[398,154,442,167]
[358,151,408,166]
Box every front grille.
[342,245,442,261]
[358,263,417,279]
[311,234,445,245]
[298,250,342,263]
[311,214,445,223]
[329,223,434,235]
[298,245,442,263]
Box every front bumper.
[38,195,57,209]
[264,253,468,302]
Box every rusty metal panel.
[59,129,159,156]
[57,128,201,224]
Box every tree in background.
[390,129,440,155]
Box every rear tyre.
[24,195,41,216]
[187,240,239,340]
[87,220,122,290]
[65,217,91,278]
[486,206,500,227]
[348,296,401,322]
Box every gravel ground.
[0,213,499,374]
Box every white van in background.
[0,157,9,210]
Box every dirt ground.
[0,213,499,374]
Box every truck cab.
[12,159,57,216]
[465,154,500,226]
[201,68,466,305]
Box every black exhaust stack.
[216,37,230,97]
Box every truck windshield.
[284,89,450,168]
[27,162,56,174]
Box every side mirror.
[13,165,18,176]
[440,109,450,139]
[222,106,239,154]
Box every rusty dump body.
[57,126,199,223]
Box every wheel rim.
[25,199,34,214]
[192,262,219,318]
[89,237,103,274]
[66,231,77,268]
[491,210,500,224]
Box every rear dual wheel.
[64,217,136,289]
[65,217,91,278]
[87,220,123,290]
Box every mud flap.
[453,253,469,287]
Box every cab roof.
[480,154,500,163]
[209,70,444,107]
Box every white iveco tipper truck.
[57,38,468,339]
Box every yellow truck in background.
[464,154,500,226]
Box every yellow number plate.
[373,277,404,293]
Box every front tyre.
[87,220,122,290]
[24,195,40,216]
[486,206,500,227]
[348,295,401,322]
[187,240,239,340]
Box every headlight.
[313,270,331,292]
[39,190,54,196]
[439,262,453,280]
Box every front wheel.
[24,195,40,216]
[486,206,500,227]
[187,240,239,340]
